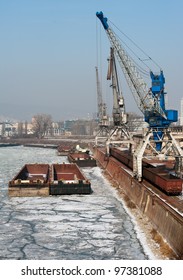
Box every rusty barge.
[9,163,92,197]
[50,163,91,195]
[110,147,182,195]
[68,152,97,167]
[8,164,50,196]
[92,146,183,259]
[57,144,75,156]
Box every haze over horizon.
[1,0,183,122]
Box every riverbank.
[0,137,94,149]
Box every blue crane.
[146,70,177,151]
[96,11,182,180]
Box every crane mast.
[96,11,183,180]
[95,67,107,124]
[105,47,133,155]
[95,66,110,145]
[107,47,127,126]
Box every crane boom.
[96,11,166,119]
[96,11,182,181]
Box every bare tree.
[32,114,52,138]
[17,122,23,136]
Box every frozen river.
[0,146,152,260]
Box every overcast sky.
[0,0,183,121]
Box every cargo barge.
[49,163,92,195]
[57,144,75,156]
[92,146,183,259]
[110,147,182,195]
[68,152,97,167]
[9,163,92,196]
[24,144,57,149]
[8,164,50,197]
[0,143,21,147]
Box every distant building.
[0,121,34,137]
[180,98,183,125]
[0,122,14,137]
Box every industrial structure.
[180,98,183,126]
[96,11,183,181]
[95,66,110,145]
[106,47,134,155]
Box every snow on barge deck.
[68,152,97,167]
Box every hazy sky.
[0,0,183,121]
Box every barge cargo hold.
[8,164,50,197]
[49,163,92,195]
[57,144,75,156]
[110,147,182,195]
[68,152,97,167]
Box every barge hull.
[68,152,97,167]
[9,163,92,196]
[93,147,183,259]
[8,185,49,197]
[110,147,182,195]
[8,164,50,197]
[50,163,92,195]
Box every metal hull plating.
[93,147,183,259]
[50,163,92,195]
[110,148,182,195]
[9,164,50,197]
[68,152,97,167]
[9,163,92,196]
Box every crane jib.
[96,11,170,121]
[96,12,109,30]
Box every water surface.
[0,146,150,259]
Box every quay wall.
[93,147,183,259]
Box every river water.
[0,146,154,260]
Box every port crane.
[95,66,110,145]
[96,11,183,181]
[106,47,133,155]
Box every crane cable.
[113,29,150,77]
[96,18,110,115]
[96,18,104,96]
[109,19,162,72]
[110,27,150,77]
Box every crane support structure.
[96,11,183,180]
[106,47,134,155]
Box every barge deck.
[68,152,97,167]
